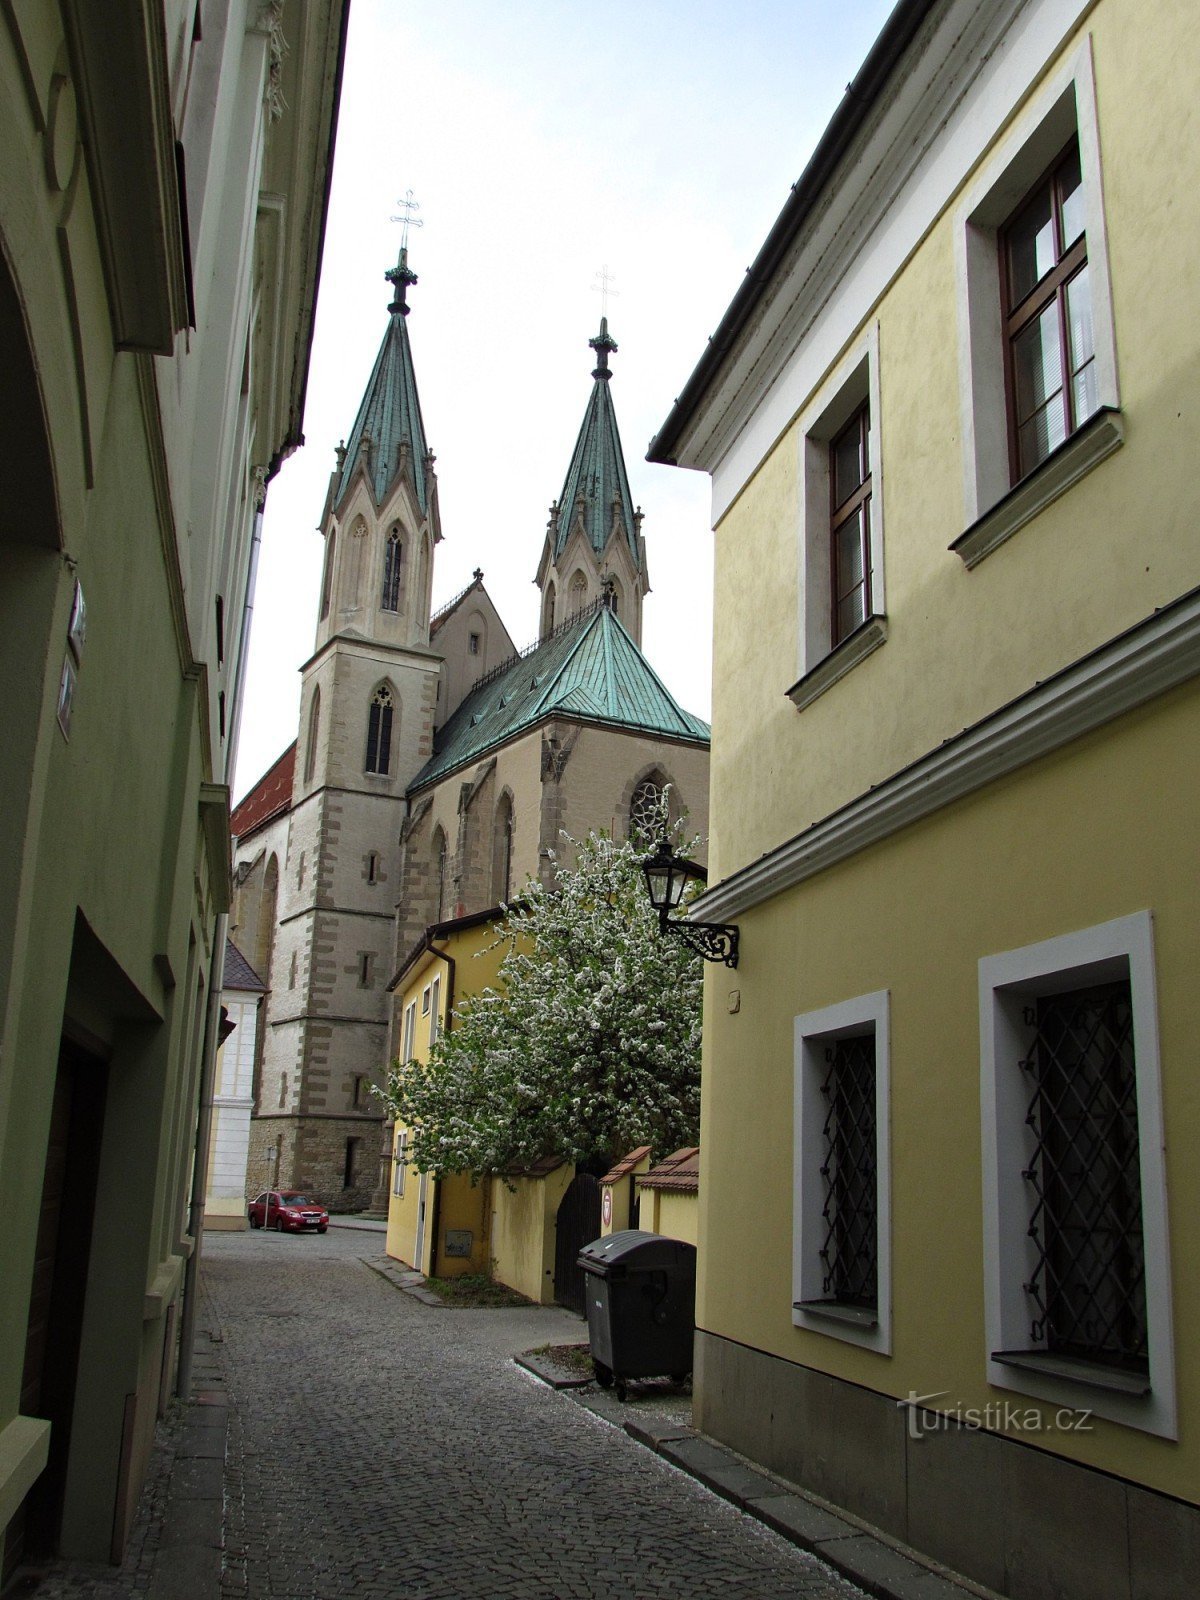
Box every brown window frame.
[829,401,872,650]
[999,139,1090,485]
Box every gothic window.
[569,571,587,615]
[629,775,667,844]
[542,581,556,638]
[303,687,320,784]
[492,792,514,904]
[607,577,623,618]
[381,526,404,612]
[347,516,368,608]
[365,685,394,774]
[432,825,448,920]
[319,529,336,619]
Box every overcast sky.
[232,0,896,802]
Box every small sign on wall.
[67,579,87,663]
[56,655,76,739]
[444,1229,472,1258]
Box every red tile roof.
[637,1147,700,1193]
[230,742,296,841]
[601,1146,652,1186]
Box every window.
[215,594,224,664]
[1000,141,1096,482]
[319,528,335,620]
[628,776,666,845]
[353,1074,366,1108]
[953,57,1122,566]
[421,984,431,1017]
[569,571,587,615]
[542,582,556,638]
[789,334,886,711]
[393,1130,408,1197]
[381,527,404,612]
[468,631,480,656]
[365,686,393,775]
[343,1137,360,1189]
[432,826,448,920]
[366,850,379,885]
[401,1000,416,1063]
[429,974,441,1048]
[304,687,320,784]
[979,912,1175,1437]
[829,402,872,646]
[793,990,891,1353]
[297,850,305,890]
[289,950,297,989]
[358,952,373,989]
[492,793,514,903]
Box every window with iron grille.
[818,1035,878,1310]
[979,912,1176,1438]
[1021,980,1147,1371]
[793,990,891,1352]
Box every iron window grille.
[818,1035,878,1310]
[1020,980,1147,1371]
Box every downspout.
[424,940,455,1277]
[177,502,264,1397]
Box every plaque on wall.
[444,1230,472,1258]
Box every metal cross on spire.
[592,264,619,318]
[385,189,422,315]
[391,189,424,252]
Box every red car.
[248,1190,329,1234]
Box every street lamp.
[641,837,740,968]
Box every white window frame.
[793,988,891,1354]
[978,911,1176,1438]
[393,1129,408,1197]
[790,323,886,711]
[420,984,431,1017]
[429,974,442,1048]
[952,37,1122,567]
[401,1000,416,1063]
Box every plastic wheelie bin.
[577,1230,696,1399]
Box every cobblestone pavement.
[207,1228,866,1600]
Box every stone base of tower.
[247,1112,386,1213]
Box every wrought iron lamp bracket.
[658,907,740,969]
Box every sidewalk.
[518,1349,1005,1600]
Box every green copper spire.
[553,319,639,566]
[335,247,430,514]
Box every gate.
[553,1171,602,1314]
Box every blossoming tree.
[380,820,703,1179]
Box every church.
[229,247,710,1213]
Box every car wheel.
[274,1216,285,1232]
[249,1215,260,1229]
[318,1224,328,1234]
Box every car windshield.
[281,1194,316,1207]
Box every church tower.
[535,318,650,644]
[250,248,444,1210]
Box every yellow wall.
[639,1188,699,1249]
[707,4,1200,883]
[699,683,1200,1500]
[490,1166,573,1304]
[385,918,514,1276]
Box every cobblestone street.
[202,1228,865,1599]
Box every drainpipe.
[177,502,264,1397]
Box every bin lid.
[577,1229,696,1274]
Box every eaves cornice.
[695,588,1200,923]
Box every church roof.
[335,250,429,516]
[230,741,296,840]
[553,319,638,567]
[410,601,709,792]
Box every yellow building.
[649,1,1199,1594]
[385,909,510,1280]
